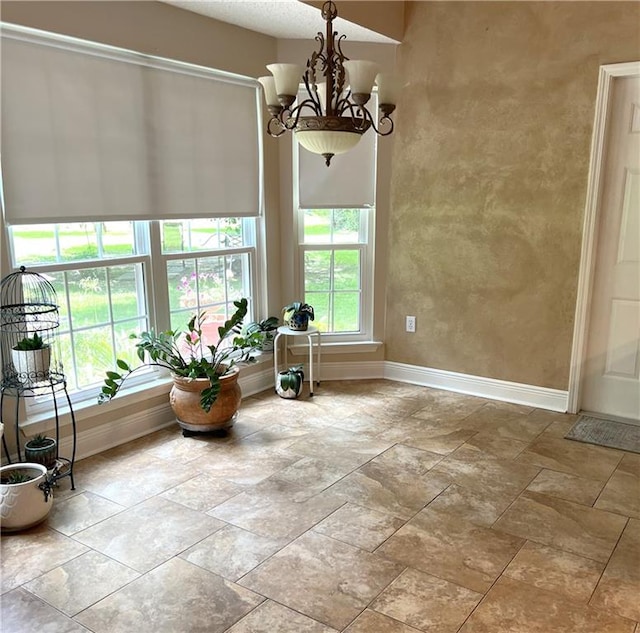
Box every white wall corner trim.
[383,361,569,412]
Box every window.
[299,208,372,336]
[293,89,377,342]
[1,26,265,411]
[8,218,257,404]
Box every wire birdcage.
[0,266,64,394]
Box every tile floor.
[1,380,639,632]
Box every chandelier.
[258,0,400,166]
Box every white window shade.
[297,92,377,209]
[1,28,261,225]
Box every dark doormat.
[566,415,640,454]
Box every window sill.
[288,340,383,355]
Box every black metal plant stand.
[0,267,76,489]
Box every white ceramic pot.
[0,463,53,532]
[11,346,51,383]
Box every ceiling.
[160,0,397,43]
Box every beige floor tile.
[47,491,125,536]
[493,490,627,562]
[425,483,517,527]
[461,403,548,440]
[434,444,540,495]
[24,550,139,616]
[377,508,524,592]
[239,531,403,630]
[159,474,243,512]
[460,576,634,633]
[503,540,605,603]
[1,587,91,633]
[516,435,623,482]
[180,524,284,581]
[527,408,579,430]
[144,434,220,463]
[312,503,405,551]
[267,456,352,493]
[527,468,605,506]
[540,417,581,438]
[402,426,478,455]
[372,567,483,632]
[236,423,314,450]
[286,428,394,470]
[411,389,487,422]
[595,453,640,518]
[344,610,424,632]
[0,525,88,593]
[208,489,344,540]
[463,430,530,459]
[227,600,338,633]
[76,451,200,506]
[197,444,301,485]
[590,518,640,621]
[329,412,395,436]
[328,463,450,520]
[75,557,263,633]
[377,417,477,455]
[73,496,225,573]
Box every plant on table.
[282,302,315,331]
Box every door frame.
[568,61,640,414]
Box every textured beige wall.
[385,1,640,390]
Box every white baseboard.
[36,363,568,464]
[320,361,385,381]
[383,361,569,412]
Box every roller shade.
[1,28,261,225]
[297,92,377,209]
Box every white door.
[582,74,640,421]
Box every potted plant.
[98,298,261,434]
[0,463,54,532]
[24,434,58,469]
[275,364,305,399]
[282,302,315,331]
[243,316,279,352]
[11,332,51,383]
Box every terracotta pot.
[169,367,241,433]
[1,463,53,532]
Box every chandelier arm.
[283,98,322,131]
[355,105,395,137]
[267,116,287,137]
[302,72,322,116]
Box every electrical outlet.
[406,315,416,333]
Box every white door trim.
[568,61,640,414]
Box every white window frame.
[296,206,375,343]
[6,217,262,415]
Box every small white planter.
[0,463,53,532]
[11,346,51,382]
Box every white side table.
[273,325,321,396]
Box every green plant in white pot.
[24,434,58,470]
[276,364,304,399]
[0,463,55,532]
[11,332,51,383]
[282,302,314,331]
